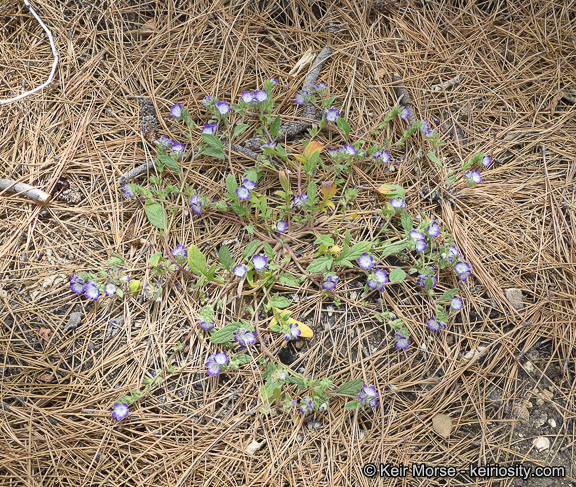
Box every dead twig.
[118,161,157,185]
[561,91,576,104]
[430,74,461,92]
[0,0,59,105]
[0,179,49,202]
[391,73,418,126]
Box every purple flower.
[171,244,188,259]
[285,322,301,341]
[314,82,328,91]
[269,78,278,85]
[83,279,100,300]
[70,275,85,294]
[294,90,308,105]
[465,170,482,184]
[233,264,247,278]
[390,198,406,209]
[236,186,251,201]
[261,142,276,150]
[171,142,185,153]
[242,179,256,190]
[215,101,230,115]
[202,122,218,135]
[199,320,214,331]
[252,254,268,272]
[442,245,460,264]
[190,195,204,216]
[104,282,117,297]
[415,239,428,253]
[206,352,228,376]
[410,230,425,241]
[292,193,308,207]
[170,104,183,118]
[427,317,446,332]
[417,274,437,289]
[322,274,340,291]
[400,107,410,121]
[482,155,492,167]
[327,148,339,158]
[395,332,410,350]
[378,149,391,164]
[112,402,129,421]
[451,297,463,310]
[454,261,472,281]
[358,253,375,270]
[240,91,254,103]
[357,385,378,408]
[274,220,288,233]
[201,95,214,107]
[324,107,339,123]
[299,396,313,415]
[254,90,268,102]
[157,135,174,148]
[367,278,379,290]
[123,184,134,199]
[344,144,357,156]
[427,220,441,238]
[234,327,256,346]
[375,269,388,284]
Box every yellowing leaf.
[327,245,342,255]
[129,279,141,293]
[294,155,307,164]
[320,181,337,200]
[291,319,313,338]
[304,141,323,160]
[269,310,292,328]
[346,212,358,219]
[377,184,394,195]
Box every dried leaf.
[304,141,323,160]
[289,49,315,76]
[375,68,386,80]
[432,413,452,438]
[39,327,52,341]
[245,439,266,455]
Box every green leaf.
[344,229,351,246]
[231,353,252,365]
[345,400,361,410]
[336,116,351,139]
[262,241,274,260]
[149,252,163,267]
[380,240,408,257]
[401,211,413,233]
[218,245,234,270]
[226,174,238,196]
[336,378,364,395]
[427,151,442,168]
[233,123,250,139]
[389,267,407,283]
[201,133,224,150]
[201,146,226,160]
[307,181,317,202]
[270,293,291,309]
[243,240,261,259]
[440,288,460,301]
[340,241,371,262]
[210,324,241,344]
[158,154,180,172]
[187,245,208,277]
[286,376,306,389]
[116,288,124,298]
[144,200,166,229]
[280,273,299,287]
[437,311,450,323]
[306,256,333,274]
[270,115,282,138]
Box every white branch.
[0,0,59,105]
[0,179,50,202]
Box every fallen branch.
[243,45,333,150]
[391,73,418,126]
[561,92,576,104]
[430,74,461,92]
[0,0,59,105]
[0,179,50,202]
[118,161,156,185]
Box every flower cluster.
[234,327,256,346]
[70,272,130,301]
[372,149,391,164]
[299,396,314,415]
[439,246,472,281]
[357,384,378,408]
[190,194,204,216]
[327,144,362,160]
[236,179,256,201]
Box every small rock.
[532,436,550,452]
[432,413,452,438]
[463,346,487,362]
[541,389,553,401]
[522,361,535,373]
[535,398,544,406]
[511,403,530,423]
[531,411,547,428]
[64,311,83,332]
[548,418,557,428]
[504,288,524,310]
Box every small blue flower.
[292,193,308,207]
[252,254,268,272]
[233,264,247,278]
[344,144,357,156]
[274,220,288,233]
[206,352,228,376]
[83,279,100,300]
[427,317,446,332]
[254,90,268,102]
[202,122,218,135]
[451,297,463,310]
[171,142,185,153]
[201,95,214,107]
[374,269,388,285]
[190,195,204,216]
[236,186,251,201]
[314,82,328,91]
[378,150,391,164]
[215,101,230,115]
[104,282,117,297]
[410,230,426,241]
[400,107,410,121]
[357,385,378,408]
[269,78,278,85]
[123,184,134,199]
[390,198,405,209]
[112,402,129,421]
[427,220,441,238]
[299,396,313,415]
[415,239,428,253]
[417,274,437,289]
[285,322,301,341]
[322,274,339,291]
[358,253,375,270]
[171,244,188,259]
[261,142,276,150]
[294,90,308,105]
[395,332,410,350]
[234,327,256,346]
[157,135,174,148]
[465,170,482,184]
[170,104,183,118]
[442,245,459,264]
[482,155,492,167]
[70,275,85,294]
[242,179,256,190]
[454,261,472,281]
[240,91,254,103]
[324,107,339,123]
[199,319,214,331]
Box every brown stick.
[392,73,418,126]
[0,179,50,202]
